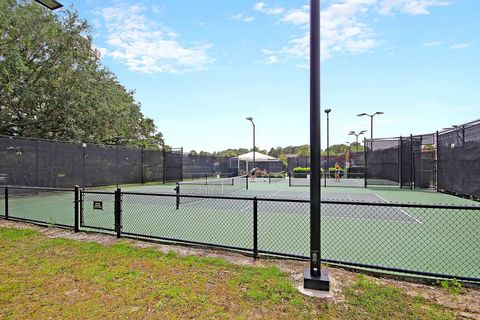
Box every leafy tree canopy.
[0,0,163,149]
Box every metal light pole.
[34,0,63,10]
[246,117,256,169]
[348,130,367,153]
[357,112,384,146]
[324,109,331,187]
[303,0,329,292]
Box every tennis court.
[1,177,479,281]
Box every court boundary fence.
[1,185,479,283]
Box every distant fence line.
[287,119,480,199]
[0,135,238,188]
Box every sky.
[56,0,479,152]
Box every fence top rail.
[118,191,480,210]
[0,134,167,152]
[81,191,116,195]
[0,185,75,192]
[438,119,480,135]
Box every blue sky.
[58,0,479,152]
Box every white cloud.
[377,0,452,16]
[423,41,443,47]
[254,2,266,12]
[253,2,284,15]
[450,43,472,49]
[281,9,309,26]
[98,4,213,74]
[257,0,453,65]
[265,55,280,64]
[231,13,255,22]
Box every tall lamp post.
[246,117,256,169]
[324,109,331,187]
[357,112,384,146]
[303,0,330,292]
[34,0,63,10]
[348,130,367,153]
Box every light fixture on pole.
[34,0,63,10]
[348,130,367,153]
[246,117,256,169]
[357,112,384,144]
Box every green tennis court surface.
[1,179,479,280]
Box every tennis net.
[268,172,286,183]
[176,175,247,205]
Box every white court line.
[374,193,422,224]
[240,190,283,212]
[346,193,358,214]
[269,191,282,198]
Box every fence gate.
[80,190,116,232]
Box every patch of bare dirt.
[1,219,479,319]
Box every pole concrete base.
[303,268,330,291]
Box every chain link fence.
[1,185,479,282]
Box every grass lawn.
[0,227,459,319]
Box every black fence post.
[253,197,258,259]
[180,147,184,182]
[363,139,367,188]
[399,136,403,188]
[162,148,166,184]
[410,134,414,190]
[74,186,79,233]
[4,187,9,220]
[175,183,180,210]
[114,188,122,238]
[245,175,249,190]
[141,148,145,185]
[435,130,439,191]
[80,188,84,226]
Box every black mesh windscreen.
[400,137,413,188]
[438,122,480,198]
[365,139,400,186]
[182,154,238,179]
[412,134,436,189]
[0,136,165,188]
[164,148,183,182]
[143,150,164,183]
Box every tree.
[0,1,163,149]
[296,145,310,157]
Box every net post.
[74,185,79,233]
[175,183,180,210]
[114,188,122,238]
[245,175,249,190]
[253,197,258,259]
[288,172,292,187]
[4,187,9,220]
